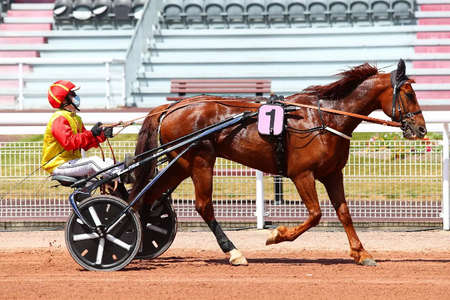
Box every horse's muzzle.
[401,120,427,140]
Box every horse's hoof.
[360,258,377,266]
[228,249,248,266]
[265,229,279,245]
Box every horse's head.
[378,59,427,139]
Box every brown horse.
[130,60,426,266]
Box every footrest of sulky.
[51,175,84,187]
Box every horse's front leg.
[191,153,248,266]
[320,170,376,266]
[266,171,322,244]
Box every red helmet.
[47,80,78,109]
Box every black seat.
[51,175,84,187]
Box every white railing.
[0,58,126,110]
[0,139,444,227]
[124,0,163,106]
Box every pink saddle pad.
[257,104,284,136]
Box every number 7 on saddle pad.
[257,104,285,136]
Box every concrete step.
[416,11,450,18]
[0,51,39,58]
[0,37,46,44]
[0,65,33,73]
[413,60,450,68]
[415,46,450,53]
[7,10,53,18]
[0,23,52,31]
[419,18,450,25]
[412,75,450,83]
[0,96,16,107]
[416,90,450,99]
[417,32,450,39]
[3,17,54,24]
[10,3,54,10]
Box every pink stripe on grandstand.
[411,76,450,83]
[416,91,450,99]
[0,65,32,72]
[0,81,19,88]
[417,32,450,39]
[419,19,450,25]
[0,24,51,31]
[415,46,450,53]
[0,96,15,105]
[0,51,39,58]
[7,10,53,18]
[420,4,450,11]
[0,37,46,44]
[413,61,450,68]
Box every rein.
[101,96,402,138]
[282,101,402,127]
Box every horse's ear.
[396,59,406,81]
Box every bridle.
[390,71,422,127]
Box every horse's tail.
[129,104,169,201]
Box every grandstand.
[0,0,448,111]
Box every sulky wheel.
[135,194,177,259]
[65,195,142,271]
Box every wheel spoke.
[146,223,168,235]
[106,234,132,251]
[96,238,105,265]
[89,206,102,226]
[73,232,100,241]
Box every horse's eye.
[404,92,414,101]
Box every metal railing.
[0,139,443,225]
[0,58,126,110]
[125,0,163,106]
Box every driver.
[41,80,116,178]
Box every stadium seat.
[162,0,184,28]
[53,0,73,22]
[308,0,328,26]
[266,0,288,27]
[287,0,307,27]
[205,0,226,28]
[113,0,132,21]
[92,0,113,27]
[132,0,147,20]
[93,0,111,16]
[73,0,94,20]
[245,0,266,28]
[329,0,349,26]
[371,0,391,25]
[184,0,206,28]
[225,0,246,27]
[349,0,370,25]
[392,0,414,25]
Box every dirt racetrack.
[1,229,450,299]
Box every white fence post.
[442,123,450,230]
[255,170,265,229]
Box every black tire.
[65,195,142,271]
[135,196,177,259]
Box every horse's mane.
[304,63,379,100]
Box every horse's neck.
[322,79,383,135]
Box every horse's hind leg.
[190,151,248,266]
[266,171,322,244]
[320,170,376,266]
